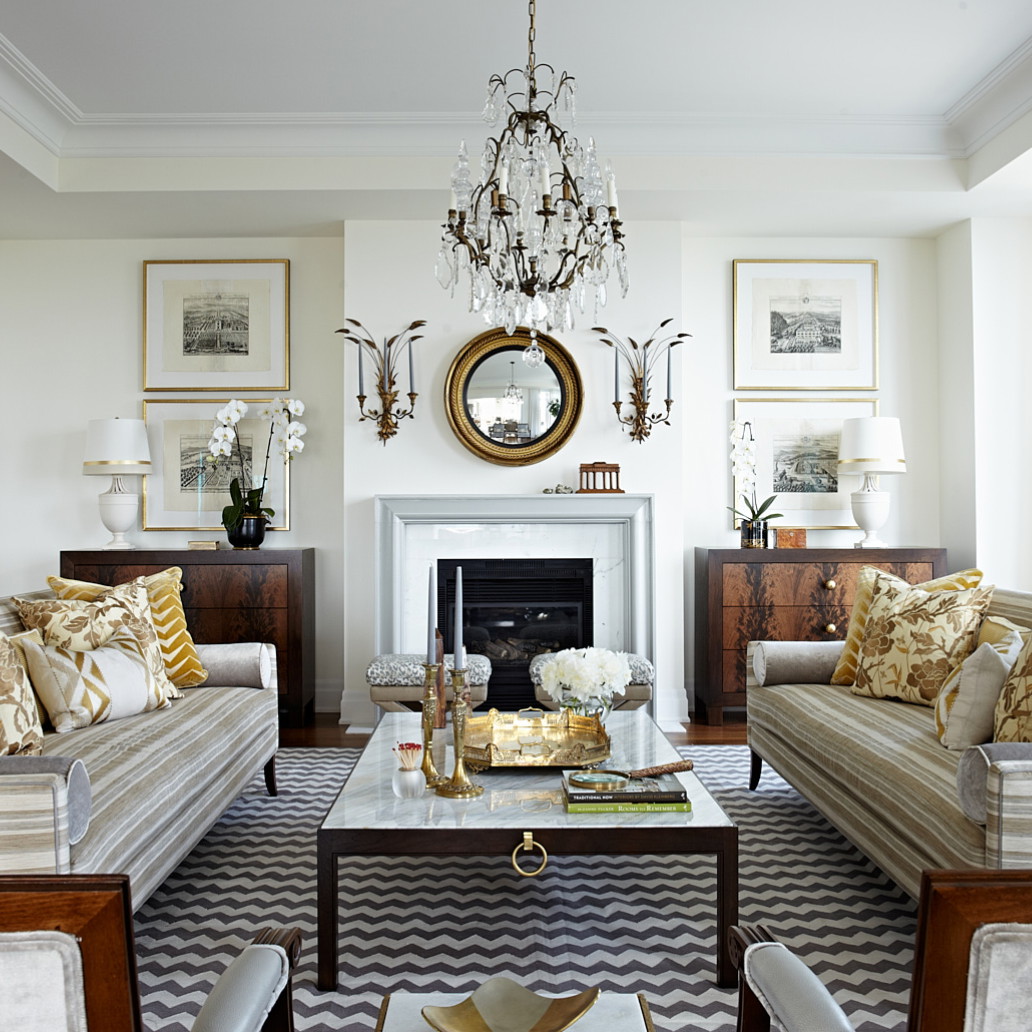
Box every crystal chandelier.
[435,0,628,362]
[504,360,523,402]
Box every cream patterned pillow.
[993,634,1032,742]
[14,581,178,702]
[22,625,168,733]
[6,628,47,726]
[851,570,993,706]
[48,568,207,690]
[0,635,44,755]
[934,629,1024,749]
[831,565,984,686]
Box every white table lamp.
[837,416,906,549]
[83,418,152,549]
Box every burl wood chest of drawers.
[59,548,315,727]
[693,547,948,725]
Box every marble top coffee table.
[317,710,738,990]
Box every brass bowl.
[421,977,601,1032]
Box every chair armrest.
[192,944,291,1032]
[743,942,854,1032]
[193,643,277,691]
[747,640,845,689]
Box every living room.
[3,4,1032,1029]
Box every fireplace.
[438,558,593,710]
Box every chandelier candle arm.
[335,318,426,444]
[595,320,691,443]
[437,0,628,336]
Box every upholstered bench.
[529,652,654,711]
[366,653,492,713]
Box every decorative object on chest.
[59,548,315,727]
[693,547,947,725]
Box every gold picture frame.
[142,399,290,531]
[732,396,878,530]
[733,259,877,390]
[143,259,289,391]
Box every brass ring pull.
[511,831,548,878]
[823,579,837,589]
[825,623,837,633]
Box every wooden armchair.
[732,869,1032,1032]
[0,874,302,1032]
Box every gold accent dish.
[421,977,600,1032]
[463,708,610,770]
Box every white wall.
[0,236,348,712]
[2,217,1026,725]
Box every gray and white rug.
[134,746,916,1031]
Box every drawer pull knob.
[825,623,837,634]
[823,579,837,590]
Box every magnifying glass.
[567,759,694,792]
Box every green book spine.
[563,800,692,813]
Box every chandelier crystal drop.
[435,0,628,348]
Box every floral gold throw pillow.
[831,565,984,686]
[0,634,44,755]
[47,568,207,690]
[993,635,1032,742]
[851,570,993,706]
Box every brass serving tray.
[463,708,611,770]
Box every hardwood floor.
[280,712,748,749]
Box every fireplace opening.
[438,558,593,710]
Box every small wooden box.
[775,528,808,548]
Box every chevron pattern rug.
[134,746,916,1031]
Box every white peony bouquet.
[539,647,632,717]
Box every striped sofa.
[747,587,1032,899]
[0,589,279,910]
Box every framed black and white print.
[143,259,289,391]
[141,399,289,531]
[732,397,878,530]
[733,259,877,390]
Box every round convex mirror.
[444,327,583,466]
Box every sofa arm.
[956,744,1032,868]
[747,640,845,689]
[194,642,277,691]
[0,756,93,874]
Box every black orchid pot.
[740,519,769,549]
[226,515,267,550]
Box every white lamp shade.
[83,418,151,476]
[837,417,906,476]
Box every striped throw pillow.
[830,565,984,686]
[48,568,207,690]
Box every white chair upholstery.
[367,653,491,713]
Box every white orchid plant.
[206,398,307,531]
[539,647,632,717]
[728,420,783,524]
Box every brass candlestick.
[420,662,448,787]
[435,668,484,799]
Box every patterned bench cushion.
[366,653,491,687]
[528,651,654,686]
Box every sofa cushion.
[40,683,278,908]
[0,636,43,756]
[23,625,168,733]
[994,634,1032,742]
[48,569,208,690]
[749,682,987,878]
[14,582,177,703]
[831,566,984,686]
[935,631,1025,750]
[851,571,992,705]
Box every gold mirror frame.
[444,327,583,466]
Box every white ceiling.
[4,0,1032,238]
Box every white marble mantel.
[373,494,656,700]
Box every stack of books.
[561,769,691,813]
